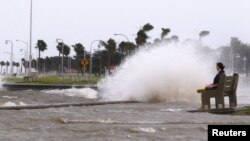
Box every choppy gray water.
[0,88,249,141]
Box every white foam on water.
[0,76,3,89]
[59,117,250,125]
[160,108,182,112]
[1,96,18,99]
[59,118,162,124]
[99,43,215,102]
[19,101,26,106]
[2,101,16,106]
[129,127,157,133]
[1,101,26,107]
[43,88,98,99]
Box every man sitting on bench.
[205,62,225,90]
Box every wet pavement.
[0,88,249,141]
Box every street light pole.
[114,33,129,42]
[83,50,86,77]
[94,48,102,76]
[56,39,64,76]
[16,40,28,74]
[230,45,234,74]
[19,49,25,74]
[5,40,14,74]
[243,56,247,75]
[29,0,33,75]
[89,40,101,75]
[68,55,71,75]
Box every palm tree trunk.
[108,51,111,74]
[38,50,41,72]
[24,62,26,74]
[39,50,41,60]
[58,52,61,73]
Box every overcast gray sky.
[0,0,249,62]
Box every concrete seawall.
[2,83,98,90]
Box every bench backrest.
[218,73,239,95]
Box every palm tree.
[143,23,154,31]
[6,61,10,74]
[72,43,85,57]
[57,43,70,57]
[161,28,171,39]
[118,41,127,54]
[62,44,70,57]
[118,41,136,55]
[36,40,47,72]
[0,61,5,74]
[72,43,85,72]
[198,30,210,47]
[100,38,117,72]
[56,42,71,73]
[135,23,154,47]
[199,30,210,40]
[36,40,47,59]
[21,58,28,74]
[135,29,147,46]
[15,62,20,73]
[62,44,70,72]
[56,42,64,72]
[127,42,137,54]
[56,42,63,58]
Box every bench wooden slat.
[225,76,234,81]
[225,81,233,85]
[224,86,233,92]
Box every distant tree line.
[218,37,250,75]
[19,23,177,75]
[0,61,20,74]
[4,23,249,76]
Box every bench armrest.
[197,89,218,94]
[197,89,205,93]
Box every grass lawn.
[3,75,102,85]
[233,106,250,115]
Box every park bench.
[197,73,239,110]
[23,72,38,81]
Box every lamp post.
[232,54,241,73]
[114,33,129,42]
[68,55,71,75]
[56,39,64,76]
[230,44,235,74]
[29,0,33,75]
[94,47,102,76]
[20,49,25,74]
[16,40,28,74]
[5,40,14,74]
[243,56,247,75]
[89,40,101,75]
